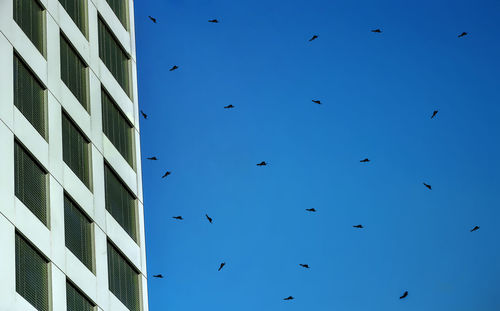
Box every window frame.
[13,0,47,57]
[60,32,90,111]
[14,139,50,227]
[15,231,51,311]
[58,0,89,38]
[13,52,48,140]
[105,0,129,30]
[98,16,132,99]
[107,240,141,311]
[66,279,96,311]
[104,163,138,242]
[61,111,93,191]
[101,87,136,169]
[64,193,95,273]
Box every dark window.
[66,281,95,311]
[14,54,47,139]
[60,35,89,110]
[59,0,87,37]
[62,113,92,189]
[105,0,128,29]
[64,195,93,272]
[16,233,49,311]
[15,141,48,226]
[107,242,140,311]
[98,18,131,97]
[13,0,45,55]
[104,165,136,241]
[102,88,134,167]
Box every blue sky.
[134,0,500,310]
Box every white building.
[0,0,148,310]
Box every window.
[15,141,49,226]
[62,113,92,189]
[14,54,47,139]
[102,88,134,167]
[16,233,50,311]
[105,0,128,29]
[67,281,95,311]
[98,18,131,97]
[59,0,87,37]
[13,0,45,55]
[60,34,89,110]
[64,195,93,272]
[104,165,136,241]
[107,242,140,311]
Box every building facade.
[0,0,148,310]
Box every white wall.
[0,0,148,310]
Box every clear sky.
[133,0,500,310]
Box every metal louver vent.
[14,141,49,226]
[16,233,50,311]
[107,242,140,311]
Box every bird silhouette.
[172,216,183,220]
[206,214,213,223]
[218,262,226,271]
[470,226,480,232]
[257,161,267,166]
[431,110,438,119]
[400,291,408,299]
[153,274,163,278]
[458,32,468,38]
[208,19,219,23]
[169,65,178,71]
[353,225,364,228]
[306,208,316,212]
[371,29,382,33]
[299,264,310,268]
[284,296,294,301]
[146,157,158,160]
[140,110,148,119]
[308,35,318,42]
[162,171,171,178]
[148,16,157,23]
[360,158,370,163]
[423,182,432,190]
[224,104,234,109]
[312,100,322,104]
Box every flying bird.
[224,104,234,109]
[256,161,267,166]
[458,32,468,38]
[284,296,294,301]
[400,291,408,299]
[299,264,310,268]
[353,225,364,229]
[153,274,163,278]
[312,100,322,104]
[169,65,178,71]
[308,35,318,42]
[140,110,148,119]
[208,19,219,23]
[305,208,316,212]
[146,157,158,160]
[162,171,171,178]
[206,214,213,223]
[431,110,438,119]
[423,182,432,190]
[360,158,370,163]
[172,216,183,220]
[148,16,157,23]
[371,29,382,33]
[470,226,480,232]
[218,262,226,271]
